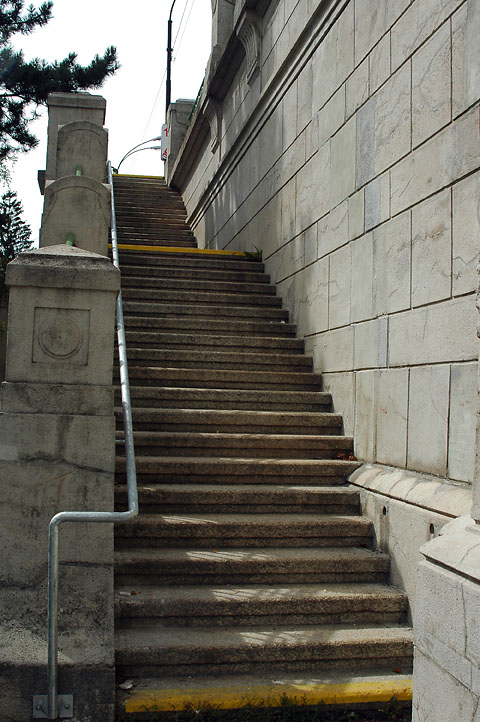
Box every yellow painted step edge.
[110,243,247,257]
[113,173,165,180]
[124,678,413,713]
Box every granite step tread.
[117,387,330,411]
[121,348,312,372]
[118,265,271,283]
[115,457,358,486]
[122,316,296,336]
[115,431,351,456]
[123,331,304,353]
[122,301,289,320]
[121,287,283,307]
[114,483,360,513]
[114,546,391,585]
[121,276,277,295]
[118,253,264,272]
[114,582,409,625]
[115,623,413,675]
[120,367,322,391]
[116,408,342,428]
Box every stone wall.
[169,0,480,490]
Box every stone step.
[116,230,194,241]
[115,456,358,484]
[114,546,392,586]
[116,209,188,219]
[121,275,277,296]
[114,513,373,548]
[121,287,283,308]
[118,251,263,272]
[122,300,288,320]
[122,315,296,336]
[120,367,322,391]
[115,432,353,459]
[116,408,342,434]
[115,671,414,717]
[115,623,413,677]
[113,484,360,514]
[116,387,328,411]
[118,239,196,248]
[120,348,312,372]
[118,264,271,284]
[114,582,409,627]
[123,331,304,353]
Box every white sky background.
[9,0,212,244]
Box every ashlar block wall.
[172,0,480,487]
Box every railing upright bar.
[39,162,138,720]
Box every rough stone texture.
[373,212,411,315]
[321,372,355,437]
[1,244,118,721]
[354,370,376,461]
[40,176,111,255]
[364,171,389,232]
[375,368,408,467]
[448,363,477,482]
[391,0,462,71]
[6,247,119,386]
[411,20,451,148]
[328,244,351,329]
[45,92,106,184]
[411,188,451,307]
[355,0,411,64]
[350,464,471,619]
[407,365,449,476]
[452,171,480,296]
[452,0,480,118]
[356,63,410,187]
[388,296,477,366]
[413,517,480,720]
[56,120,108,182]
[391,105,480,215]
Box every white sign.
[161,123,168,162]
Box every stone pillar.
[165,99,195,179]
[0,245,120,722]
[207,0,235,78]
[39,93,110,256]
[45,93,106,186]
[412,281,480,720]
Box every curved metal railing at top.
[36,162,138,720]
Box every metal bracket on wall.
[33,694,73,719]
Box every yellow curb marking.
[124,678,413,713]
[110,243,247,257]
[113,173,165,180]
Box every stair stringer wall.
[168,0,479,614]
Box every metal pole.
[47,521,60,720]
[166,0,177,116]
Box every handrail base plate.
[33,694,73,719]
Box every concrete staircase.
[112,175,413,718]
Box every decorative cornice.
[203,96,222,153]
[236,10,262,84]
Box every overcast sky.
[9,0,212,243]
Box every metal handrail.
[39,162,138,720]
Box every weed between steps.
[121,695,411,721]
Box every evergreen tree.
[0,1,119,163]
[0,189,31,302]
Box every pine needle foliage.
[0,0,119,163]
[0,188,31,303]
